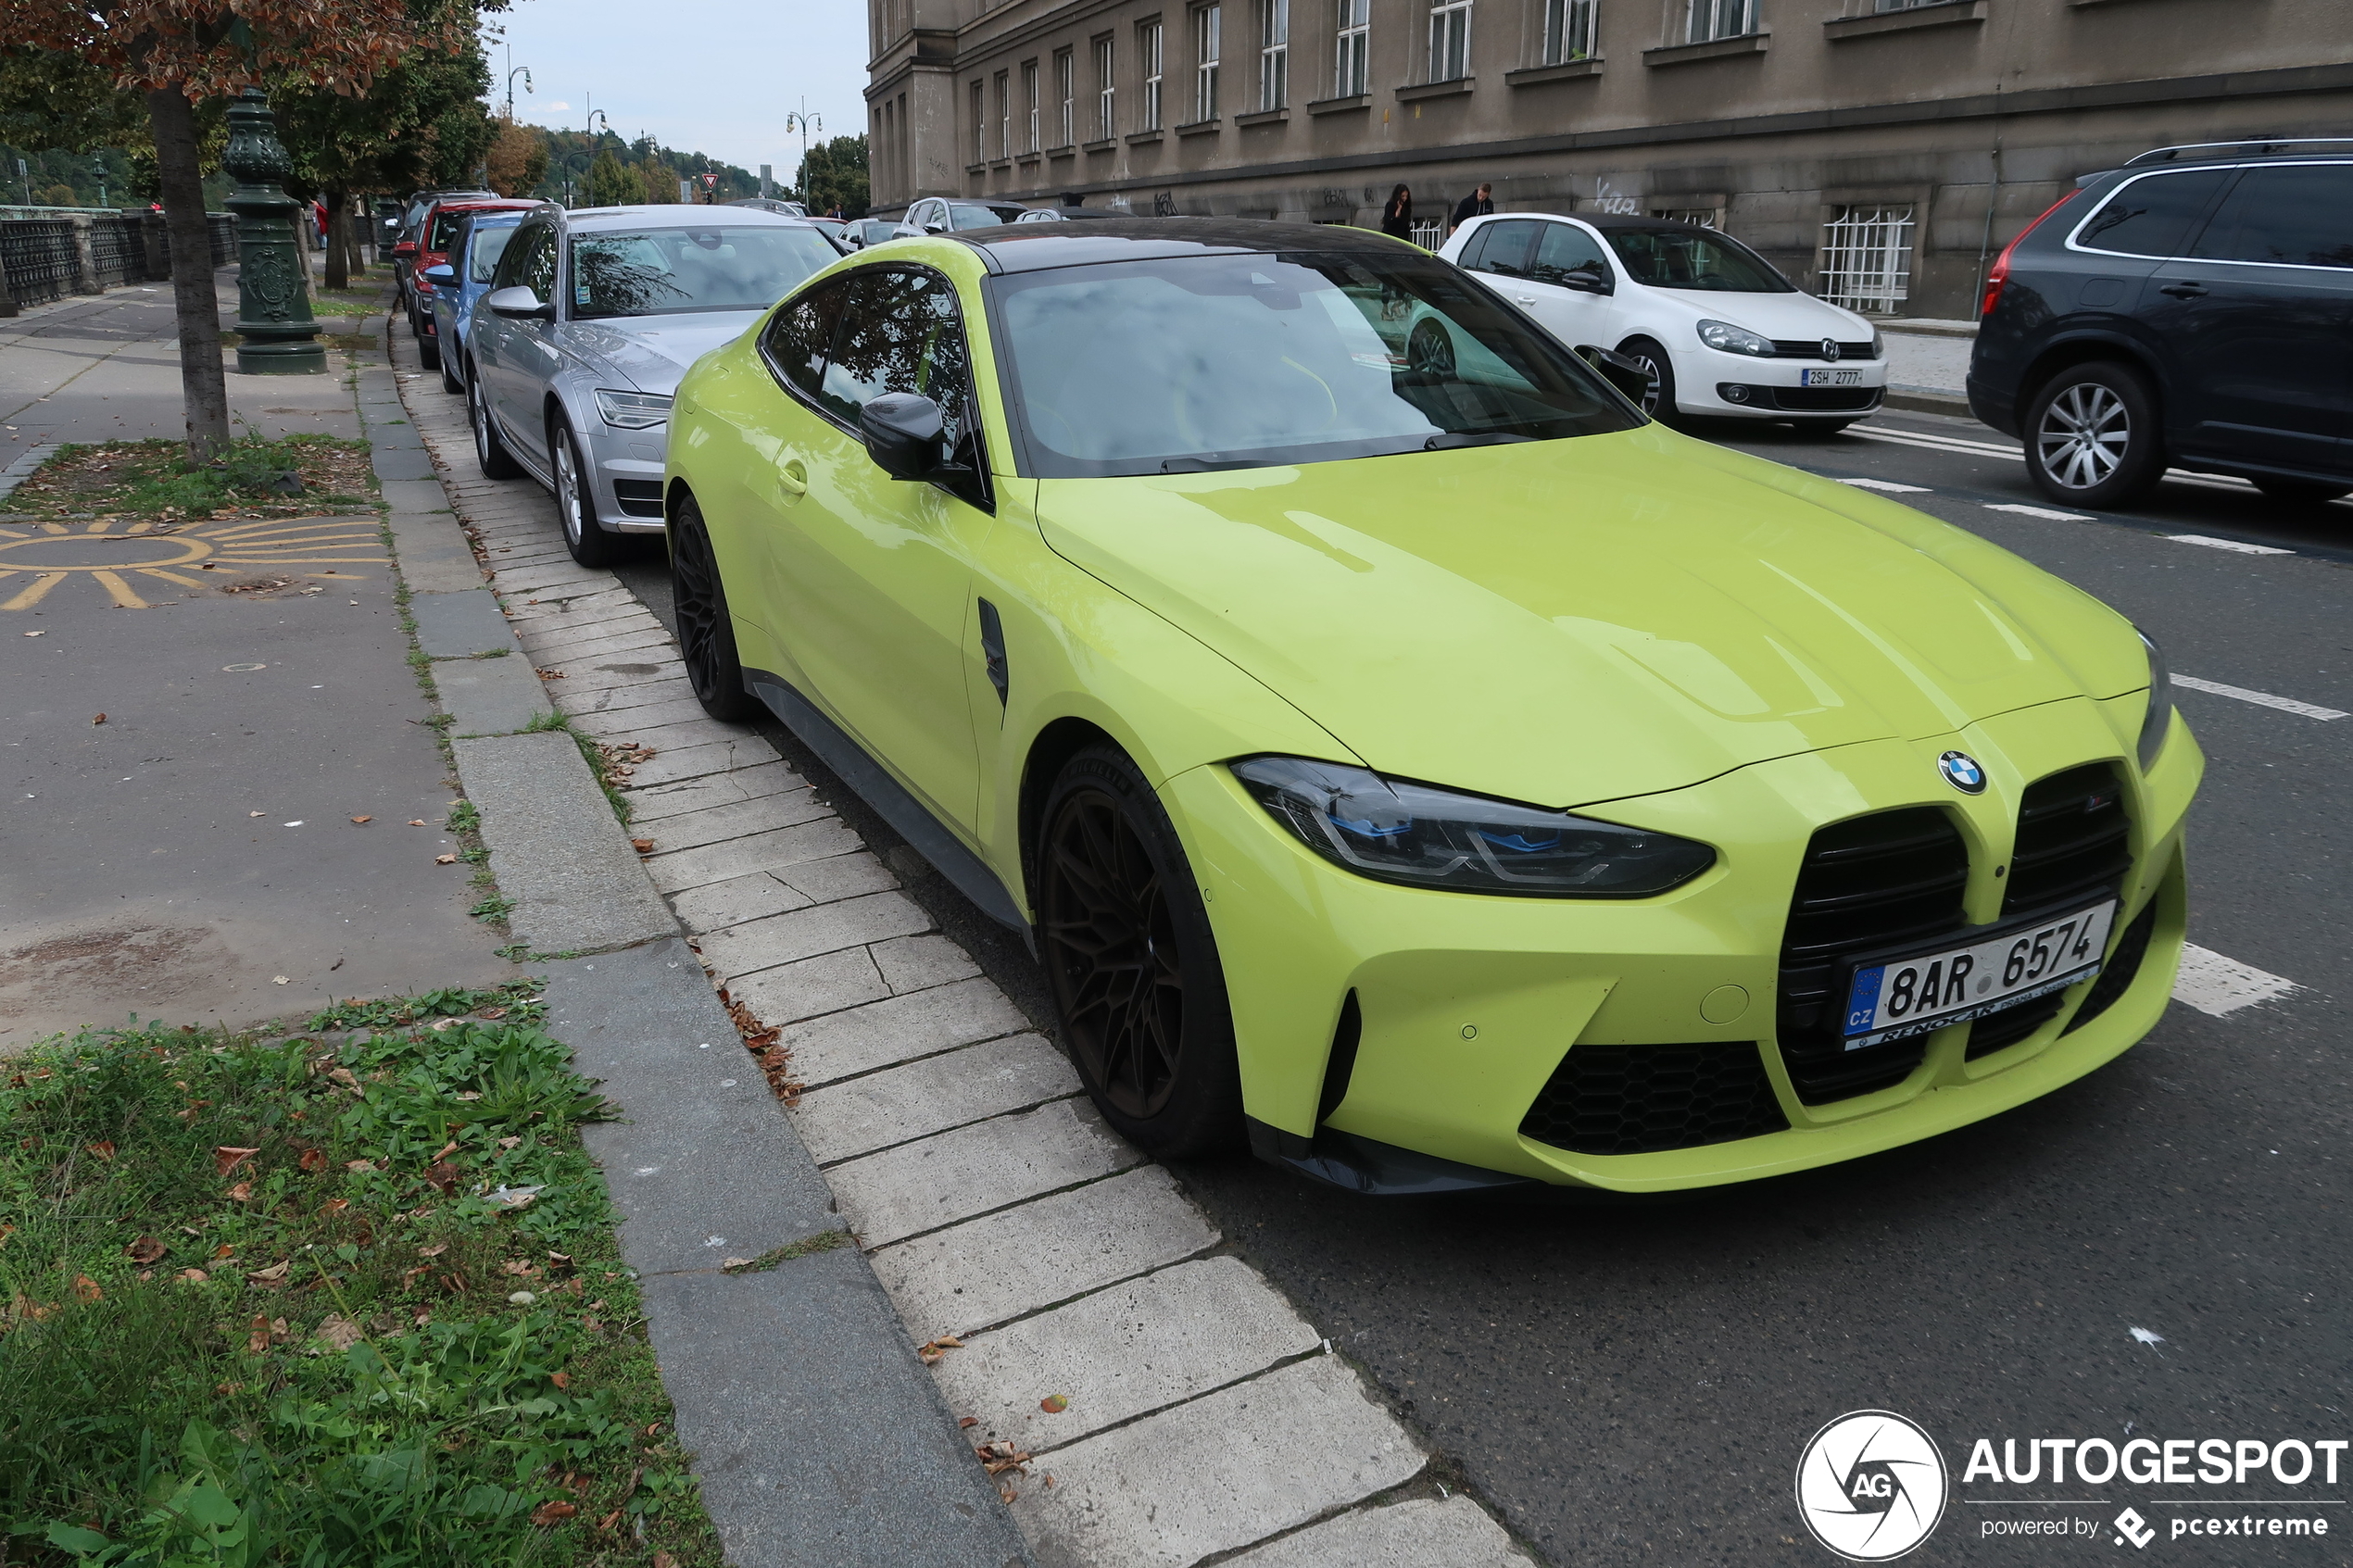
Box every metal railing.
[0,220,82,307]
[1,212,235,310]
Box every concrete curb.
[361,317,1036,1565]
[1883,387,1973,419]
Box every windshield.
[950,204,1024,231]
[569,226,843,319]
[990,250,1642,478]
[1602,227,1794,293]
[468,222,520,283]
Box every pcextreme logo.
[1796,1410,1950,1562]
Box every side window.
[521,228,558,304]
[2187,166,2353,270]
[1471,219,1540,278]
[494,226,546,292]
[817,270,975,455]
[1455,221,1493,272]
[469,225,516,284]
[1530,222,1612,287]
[761,279,853,400]
[2073,169,2229,259]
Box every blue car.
[424,208,532,395]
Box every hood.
[1036,427,2145,808]
[1636,287,1871,342]
[565,312,766,395]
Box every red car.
[401,196,539,370]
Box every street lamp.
[505,66,533,119]
[785,105,822,207]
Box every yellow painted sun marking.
[0,513,387,610]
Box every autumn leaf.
[92,712,106,724]
[344,1156,375,1171]
[299,1148,328,1173]
[319,1197,350,1218]
[245,1260,291,1287]
[959,1415,979,1428]
[435,853,459,865]
[125,1236,167,1265]
[315,1313,364,1351]
[549,1371,570,1389]
[631,838,654,854]
[529,1499,577,1527]
[213,1146,260,1177]
[417,1242,449,1258]
[1040,1394,1069,1413]
[225,1181,254,1202]
[349,815,371,824]
[423,1160,459,1195]
[86,1140,117,1160]
[71,1274,103,1302]
[177,1267,209,1283]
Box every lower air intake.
[1520,1041,1788,1157]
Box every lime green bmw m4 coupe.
[662,220,2201,1195]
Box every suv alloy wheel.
[2025,361,2163,508]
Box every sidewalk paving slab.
[826,1098,1144,1248]
[451,732,676,954]
[435,652,555,736]
[1226,1498,1528,1568]
[789,1033,1080,1164]
[411,587,514,659]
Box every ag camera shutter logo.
[1796,1410,1949,1561]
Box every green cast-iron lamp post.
[224,88,324,374]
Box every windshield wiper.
[1423,432,1537,451]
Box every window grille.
[1023,60,1040,153]
[1335,0,1369,95]
[1261,0,1290,109]
[1194,6,1222,119]
[971,81,988,162]
[1141,21,1164,129]
[1540,0,1596,63]
[1428,0,1471,81]
[1819,204,1915,314]
[1057,49,1076,145]
[1686,0,1755,43]
[995,70,1012,158]
[1095,38,1117,137]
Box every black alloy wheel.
[1618,338,1678,425]
[1037,746,1240,1157]
[669,495,758,721]
[469,369,522,479]
[1407,320,1456,379]
[2024,360,2163,508]
[551,417,625,567]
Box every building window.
[1540,0,1596,62]
[971,80,987,162]
[1335,0,1369,95]
[1260,0,1290,109]
[1819,204,1915,314]
[1873,0,1938,8]
[995,70,1011,158]
[1686,0,1755,42]
[1056,48,1075,145]
[1193,6,1222,120]
[1023,59,1040,153]
[1428,0,1470,81]
[1141,19,1164,129]
[1095,36,1117,137]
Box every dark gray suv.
[1968,140,2353,509]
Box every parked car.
[660,219,2197,1194]
[804,216,850,251]
[1438,213,1886,430]
[466,206,845,565]
[408,196,542,370]
[844,218,902,250]
[392,189,497,308]
[422,209,530,395]
[1969,139,2353,508]
[728,197,809,217]
[1012,207,1125,223]
[892,198,1028,239]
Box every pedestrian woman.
[1380,183,1413,241]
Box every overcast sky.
[484,0,870,177]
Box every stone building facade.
[865,0,2353,318]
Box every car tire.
[439,340,464,395]
[2252,476,2352,506]
[418,326,440,371]
[1037,744,1242,1159]
[670,494,759,722]
[1618,338,1680,426]
[551,416,626,568]
[2024,361,2163,508]
[469,370,522,480]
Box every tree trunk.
[341,195,364,280]
[323,189,348,290]
[145,85,230,462]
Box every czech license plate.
[1841,898,2118,1049]
[1801,368,1864,387]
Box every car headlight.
[2135,627,2173,772]
[595,389,673,430]
[1229,757,1716,897]
[1696,319,1774,357]
[1869,325,1884,358]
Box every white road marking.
[2167,533,2293,556]
[1837,476,1931,493]
[2173,944,2302,1017]
[1847,426,2021,460]
[2173,674,2347,721]
[1983,502,2092,521]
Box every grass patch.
[0,1009,721,1565]
[5,437,376,524]
[308,290,387,319]
[467,895,517,923]
[307,983,547,1035]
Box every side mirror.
[486,286,553,320]
[1577,345,1654,407]
[393,240,418,257]
[422,264,458,286]
[1564,269,1613,295]
[860,393,947,481]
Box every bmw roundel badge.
[1937,751,1987,794]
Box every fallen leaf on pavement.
[630,837,654,853]
[250,810,266,817]
[316,1313,364,1351]
[213,1146,260,1177]
[721,1257,754,1271]
[918,1334,966,1365]
[22,630,43,636]
[245,1260,290,1287]
[434,854,458,865]
[92,713,105,724]
[408,819,426,826]
[536,668,565,678]
[71,1274,103,1302]
[1040,1395,1069,1413]
[349,815,371,824]
[125,1236,166,1265]
[529,1499,575,1527]
[271,975,290,985]
[959,1416,979,1429]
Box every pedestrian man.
[1380,183,1414,241]
[1449,182,1493,236]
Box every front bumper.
[575,416,671,534]
[1164,694,2200,1192]
[1674,345,1887,420]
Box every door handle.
[776,457,809,498]
[1516,295,1537,306]
[2158,282,2208,298]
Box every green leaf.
[45,1524,111,1552]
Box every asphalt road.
[612,408,2350,1565]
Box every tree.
[799,133,869,218]
[484,112,547,197]
[6,0,485,459]
[587,147,641,207]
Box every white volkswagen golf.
[1437,212,1887,430]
